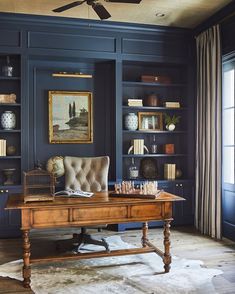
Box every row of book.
[164,163,176,180]
[163,102,180,108]
[128,140,175,155]
[0,139,6,156]
[128,99,143,107]
[127,100,180,108]
[132,139,145,154]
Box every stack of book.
[132,139,144,154]
[0,139,6,156]
[128,99,143,107]
[164,163,176,180]
[164,101,180,108]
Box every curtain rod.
[218,9,235,24]
[195,7,235,38]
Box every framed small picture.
[48,91,93,144]
[138,112,163,131]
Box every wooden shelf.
[123,154,187,158]
[123,81,187,87]
[0,184,22,190]
[122,106,186,111]
[25,184,52,189]
[121,179,193,183]
[123,130,186,134]
[0,156,21,159]
[0,103,21,107]
[0,76,20,80]
[0,129,21,133]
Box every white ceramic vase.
[124,113,138,131]
[1,111,16,130]
[166,123,175,131]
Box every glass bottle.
[2,56,13,77]
[128,158,139,179]
[150,135,158,154]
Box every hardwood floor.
[0,226,234,293]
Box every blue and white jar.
[124,113,138,131]
[1,111,16,130]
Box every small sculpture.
[140,158,158,179]
[114,180,159,195]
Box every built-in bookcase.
[0,54,21,187]
[122,61,189,182]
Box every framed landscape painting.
[48,91,93,143]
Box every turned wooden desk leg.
[142,222,148,247]
[163,220,171,273]
[22,230,31,288]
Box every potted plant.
[164,114,181,131]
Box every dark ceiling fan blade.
[104,0,142,3]
[53,1,85,13]
[92,2,111,20]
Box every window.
[223,64,235,184]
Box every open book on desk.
[54,189,94,198]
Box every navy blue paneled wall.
[0,13,192,182]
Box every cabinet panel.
[173,182,194,225]
[222,188,235,241]
[122,38,187,58]
[0,189,21,238]
[28,31,116,53]
[0,29,21,47]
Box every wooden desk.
[6,191,184,288]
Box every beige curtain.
[195,25,222,239]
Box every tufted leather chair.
[64,156,109,193]
[61,156,110,252]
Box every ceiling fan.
[52,0,142,20]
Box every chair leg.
[56,228,110,253]
[72,229,110,253]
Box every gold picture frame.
[49,91,93,144]
[138,112,163,131]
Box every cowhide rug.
[0,236,222,294]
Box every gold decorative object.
[52,72,92,78]
[23,168,55,203]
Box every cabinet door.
[158,182,173,193]
[0,189,21,238]
[173,182,194,225]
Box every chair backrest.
[64,156,110,192]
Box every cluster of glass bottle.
[128,157,139,179]
[2,56,13,77]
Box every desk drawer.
[73,206,127,221]
[32,209,69,225]
[130,204,162,219]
